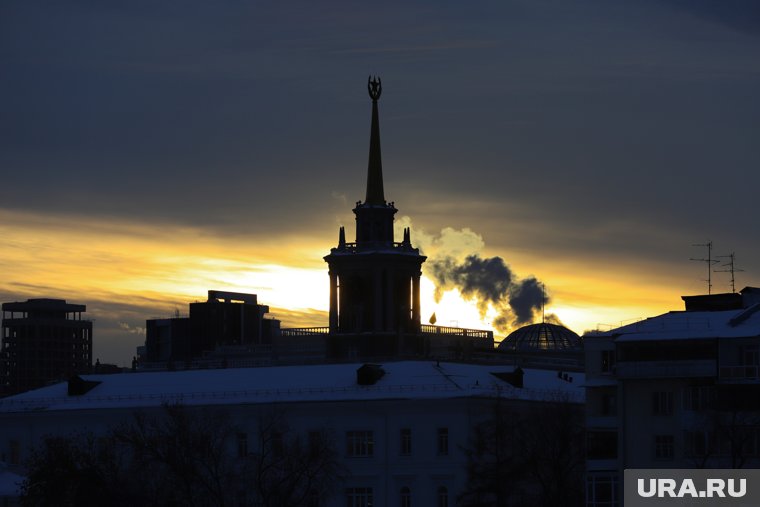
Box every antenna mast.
[541,283,546,324]
[715,252,743,293]
[690,241,719,294]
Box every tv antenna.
[541,282,546,324]
[715,252,743,293]
[690,241,719,294]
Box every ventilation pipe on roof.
[67,375,101,396]
[357,364,385,385]
[490,367,524,388]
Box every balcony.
[719,365,760,382]
[615,359,715,379]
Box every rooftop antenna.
[715,252,743,293]
[690,241,719,294]
[541,283,546,324]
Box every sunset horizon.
[2,0,758,366]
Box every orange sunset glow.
[1,207,686,364]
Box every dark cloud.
[1,0,759,356]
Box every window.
[270,431,284,457]
[437,486,448,507]
[400,428,412,456]
[684,430,714,457]
[586,473,619,507]
[9,440,20,465]
[437,428,449,455]
[236,432,248,458]
[587,431,617,460]
[308,430,323,458]
[683,386,715,411]
[654,435,674,460]
[346,431,374,457]
[601,393,617,416]
[308,489,320,507]
[652,391,674,416]
[742,345,759,366]
[600,350,615,374]
[346,487,373,507]
[400,486,411,507]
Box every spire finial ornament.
[368,76,382,102]
[364,75,385,204]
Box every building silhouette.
[144,290,280,363]
[138,78,493,368]
[323,77,430,359]
[1,298,92,396]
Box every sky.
[2,0,759,365]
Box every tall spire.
[365,76,385,205]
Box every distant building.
[584,287,760,507]
[1,299,92,396]
[144,290,280,363]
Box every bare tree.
[247,408,344,507]
[21,433,130,507]
[459,395,584,507]
[113,403,239,507]
[22,403,344,507]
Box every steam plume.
[396,217,556,335]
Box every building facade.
[0,360,584,506]
[584,287,760,507]
[1,299,92,396]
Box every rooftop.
[0,361,584,413]
[587,303,760,342]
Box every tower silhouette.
[324,77,426,342]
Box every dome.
[498,322,582,352]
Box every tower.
[324,77,426,340]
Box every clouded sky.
[2,0,759,364]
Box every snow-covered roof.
[590,304,760,343]
[0,361,584,413]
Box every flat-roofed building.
[1,298,92,396]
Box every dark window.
[654,435,674,460]
[236,432,248,458]
[587,431,617,460]
[437,428,449,456]
[271,431,284,456]
[400,486,411,507]
[683,386,715,411]
[346,431,374,457]
[601,393,617,416]
[601,350,615,374]
[400,428,412,456]
[586,473,619,507]
[437,486,448,507]
[346,487,373,507]
[9,440,20,465]
[684,430,715,457]
[652,391,674,416]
